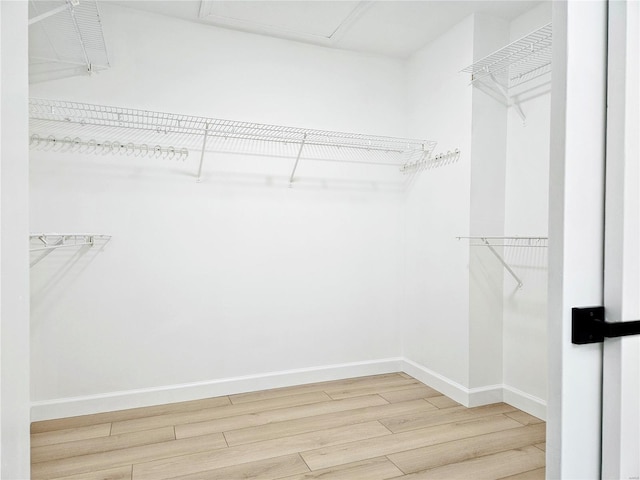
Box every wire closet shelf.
[29,98,438,182]
[458,236,548,248]
[461,23,552,89]
[29,233,111,267]
[457,236,548,289]
[29,0,110,79]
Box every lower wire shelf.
[30,233,111,267]
[457,236,548,289]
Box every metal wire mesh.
[29,98,437,167]
[29,0,110,71]
[461,23,552,89]
[459,236,549,248]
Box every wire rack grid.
[461,23,552,89]
[29,98,437,167]
[29,0,110,72]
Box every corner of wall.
[467,13,509,391]
[402,357,546,419]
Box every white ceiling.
[112,0,544,58]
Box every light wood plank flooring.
[31,373,546,479]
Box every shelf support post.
[489,74,526,122]
[482,237,523,289]
[196,124,209,183]
[30,236,64,267]
[289,134,307,187]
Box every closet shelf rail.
[29,134,190,160]
[400,148,460,174]
[456,236,548,289]
[30,233,111,267]
[29,98,437,183]
[460,23,552,121]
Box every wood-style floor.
[31,373,546,479]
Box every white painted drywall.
[468,14,509,392]
[502,2,551,413]
[403,5,551,416]
[29,5,407,412]
[29,2,553,423]
[403,15,474,390]
[1,1,31,477]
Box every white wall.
[403,5,550,416]
[468,14,509,393]
[30,5,408,418]
[1,2,31,477]
[503,2,551,415]
[403,15,474,398]
[29,2,552,422]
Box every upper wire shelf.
[29,98,437,183]
[29,0,110,84]
[461,23,552,88]
[460,23,552,122]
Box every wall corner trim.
[401,358,546,420]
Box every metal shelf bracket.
[289,134,307,187]
[481,237,523,289]
[457,236,549,289]
[30,233,111,267]
[196,124,210,183]
[488,74,527,122]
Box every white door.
[602,1,640,478]
[549,1,640,478]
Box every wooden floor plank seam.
[296,451,314,476]
[31,373,545,479]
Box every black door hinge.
[572,306,640,344]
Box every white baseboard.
[30,358,404,422]
[502,385,547,420]
[400,358,546,420]
[468,384,505,407]
[400,358,472,406]
[31,356,546,422]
